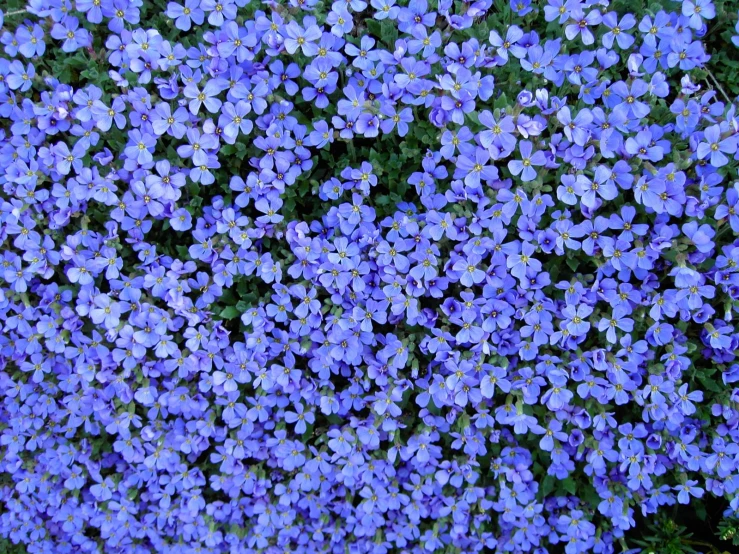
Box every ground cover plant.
[1,0,739,552]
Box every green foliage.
[717,515,739,546]
[0,537,28,554]
[704,2,739,100]
[631,512,738,554]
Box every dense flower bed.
[1,0,739,552]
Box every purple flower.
[283,20,322,56]
[508,140,547,182]
[489,26,525,62]
[562,303,593,336]
[0,2,737,550]
[6,60,35,91]
[511,0,533,17]
[269,60,301,95]
[625,129,664,162]
[219,101,254,143]
[177,128,219,166]
[50,17,91,53]
[675,481,704,504]
[355,112,380,137]
[544,0,576,23]
[557,106,593,146]
[309,120,334,148]
[327,6,353,36]
[184,79,224,115]
[124,129,157,165]
[696,124,737,167]
[612,79,650,120]
[380,104,413,136]
[478,110,517,154]
[601,12,636,49]
[151,102,189,138]
[454,147,498,188]
[682,0,715,29]
[16,24,45,58]
[565,8,602,45]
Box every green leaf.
[80,66,99,81]
[380,21,398,46]
[366,20,382,40]
[561,478,577,495]
[219,306,241,320]
[695,502,707,521]
[566,256,579,272]
[698,373,723,393]
[540,475,555,498]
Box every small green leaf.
[561,478,577,495]
[219,306,241,320]
[540,475,555,498]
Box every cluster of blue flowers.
[1,0,739,552]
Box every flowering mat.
[3,0,739,552]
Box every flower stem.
[705,67,732,105]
